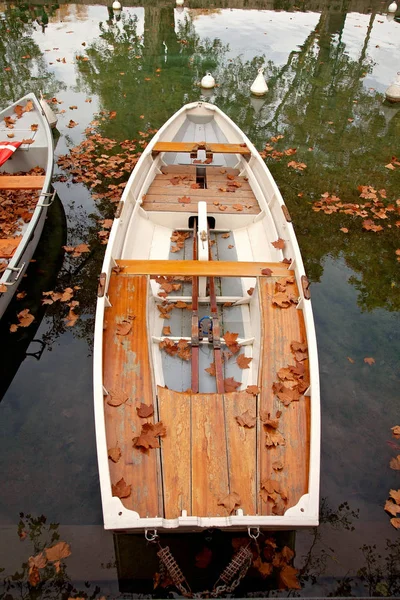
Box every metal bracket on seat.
[2,262,26,286]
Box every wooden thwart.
[116,259,293,278]
[0,175,45,189]
[152,141,251,157]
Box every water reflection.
[3,500,400,597]
[0,195,66,401]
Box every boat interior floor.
[102,226,311,520]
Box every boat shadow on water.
[0,192,67,401]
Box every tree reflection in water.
[1,501,399,597]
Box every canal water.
[0,0,399,596]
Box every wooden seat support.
[116,259,292,278]
[152,141,251,158]
[0,175,45,190]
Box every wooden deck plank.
[116,259,293,278]
[191,393,230,517]
[0,175,45,189]
[161,165,239,176]
[144,188,255,200]
[157,386,191,519]
[258,278,310,516]
[141,201,259,215]
[224,391,258,516]
[153,141,250,156]
[103,273,161,517]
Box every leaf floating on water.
[279,564,301,590]
[389,489,400,503]
[112,477,131,498]
[391,426,400,439]
[45,541,72,564]
[217,491,241,514]
[390,455,400,470]
[253,557,273,578]
[390,518,400,529]
[66,120,78,128]
[384,500,400,517]
[364,357,375,365]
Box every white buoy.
[176,0,184,6]
[388,1,397,12]
[112,0,121,9]
[39,92,58,129]
[385,72,400,102]
[201,73,216,89]
[250,67,268,96]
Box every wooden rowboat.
[0,93,54,319]
[94,101,320,533]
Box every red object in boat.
[0,140,22,166]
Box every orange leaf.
[108,446,121,462]
[364,357,375,365]
[391,426,400,439]
[217,491,241,514]
[205,362,216,376]
[272,238,285,249]
[136,403,154,418]
[390,455,400,470]
[224,377,241,393]
[384,500,400,516]
[389,489,400,504]
[45,541,71,563]
[235,410,256,428]
[178,195,191,204]
[106,389,129,407]
[162,326,171,336]
[236,354,252,369]
[279,564,301,590]
[133,421,166,450]
[246,385,260,395]
[390,518,400,529]
[112,477,131,498]
[116,320,132,336]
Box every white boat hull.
[94,102,320,532]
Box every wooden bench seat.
[152,141,251,157]
[0,175,45,190]
[116,259,292,278]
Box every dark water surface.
[1,0,400,596]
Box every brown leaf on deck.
[261,268,273,276]
[223,331,240,354]
[217,491,241,514]
[116,320,132,336]
[108,446,122,463]
[162,325,171,336]
[106,389,129,407]
[246,385,260,395]
[112,477,131,498]
[178,195,191,204]
[235,410,256,428]
[133,421,166,450]
[136,403,154,418]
